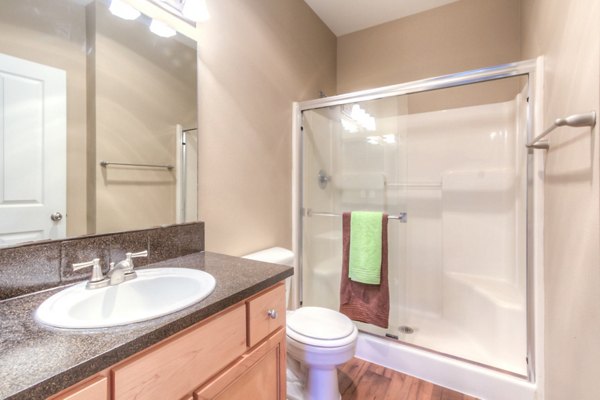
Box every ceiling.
[303,0,460,36]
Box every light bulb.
[150,19,176,38]
[182,0,210,22]
[109,0,141,20]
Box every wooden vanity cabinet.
[47,282,286,400]
[196,284,286,400]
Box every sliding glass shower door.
[301,97,409,338]
[300,75,529,376]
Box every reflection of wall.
[92,2,197,233]
[337,0,521,108]
[0,0,87,237]
[198,0,337,255]
[521,1,600,399]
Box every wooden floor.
[338,358,478,400]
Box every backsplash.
[0,222,204,300]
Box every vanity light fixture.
[150,0,210,23]
[109,0,141,20]
[150,18,177,37]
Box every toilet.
[243,247,358,400]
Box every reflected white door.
[0,53,66,246]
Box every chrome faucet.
[107,250,148,285]
[72,258,109,289]
[72,250,148,289]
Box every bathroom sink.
[35,268,216,329]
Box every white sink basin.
[35,268,216,329]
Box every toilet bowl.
[243,248,358,400]
[287,307,358,400]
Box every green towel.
[349,211,383,285]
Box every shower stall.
[176,125,199,224]
[292,60,542,399]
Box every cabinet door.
[49,376,107,400]
[195,328,286,400]
[113,304,247,400]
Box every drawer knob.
[267,309,278,319]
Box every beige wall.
[197,0,337,255]
[521,1,600,399]
[93,2,197,234]
[0,0,88,237]
[337,0,521,97]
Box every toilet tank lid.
[242,247,294,266]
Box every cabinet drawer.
[246,283,285,348]
[49,376,107,400]
[113,304,247,400]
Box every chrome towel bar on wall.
[526,111,596,149]
[100,161,174,170]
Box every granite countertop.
[0,251,293,400]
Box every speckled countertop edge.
[0,252,293,400]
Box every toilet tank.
[242,247,294,267]
[242,247,294,307]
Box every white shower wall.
[301,92,528,376]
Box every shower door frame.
[292,58,541,382]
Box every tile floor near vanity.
[338,358,478,400]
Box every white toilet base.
[306,365,341,400]
[286,332,357,400]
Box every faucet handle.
[123,250,148,274]
[72,258,107,288]
[129,250,148,259]
[126,250,148,265]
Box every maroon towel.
[339,212,389,329]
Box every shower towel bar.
[526,111,596,149]
[100,161,174,170]
[304,209,407,223]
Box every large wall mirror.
[0,0,198,247]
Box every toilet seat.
[287,307,357,348]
